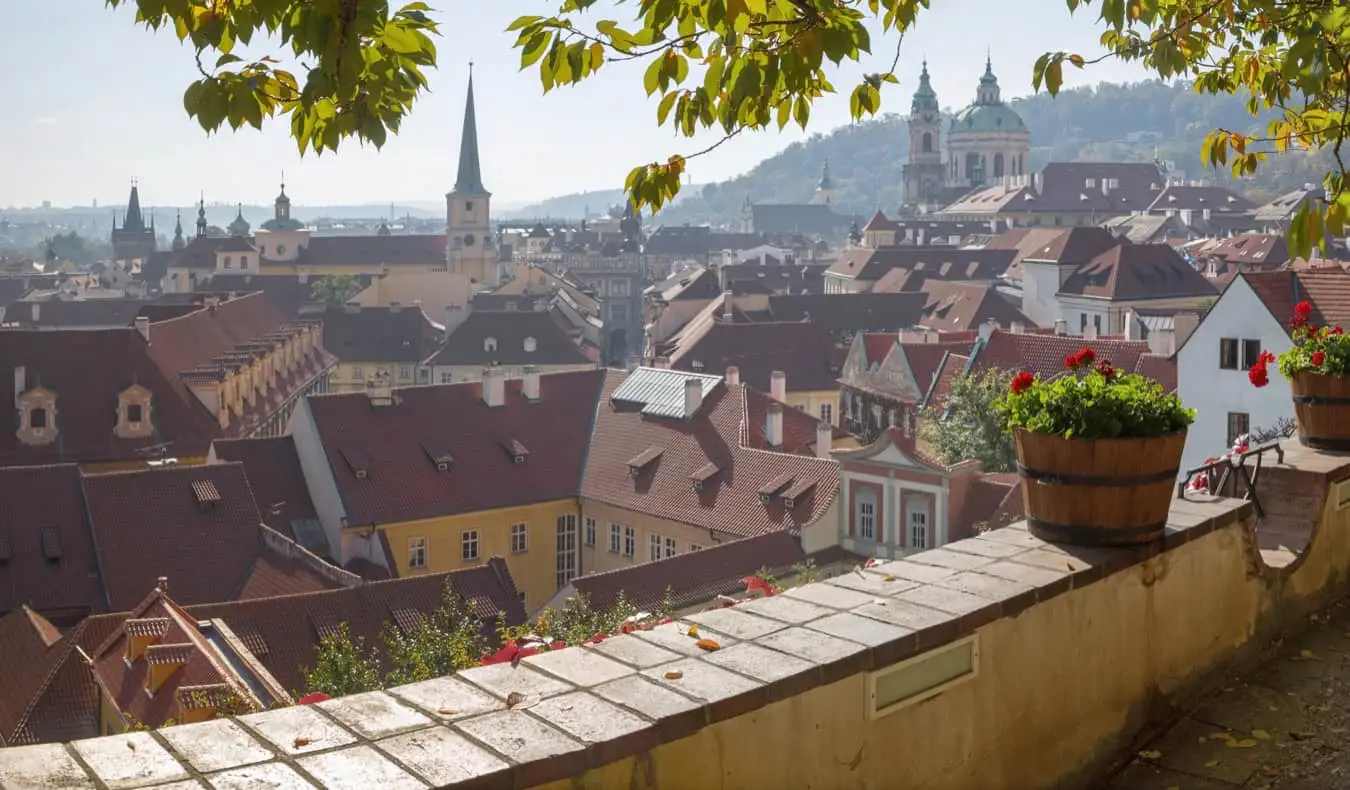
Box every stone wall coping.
[0,494,1254,790]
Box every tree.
[301,623,383,697]
[113,0,1350,251]
[310,275,363,309]
[382,586,488,686]
[920,369,1016,473]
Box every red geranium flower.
[1260,351,1275,365]
[1333,326,1344,335]
[1009,371,1035,394]
[1296,301,1313,317]
[1075,348,1096,368]
[1095,360,1116,379]
[1249,362,1270,388]
[1313,350,1326,366]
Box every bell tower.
[446,63,496,286]
[902,61,946,212]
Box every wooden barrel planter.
[1013,429,1186,547]
[1290,372,1350,451]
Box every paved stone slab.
[458,661,574,701]
[978,526,1044,548]
[935,571,1035,601]
[378,727,511,787]
[0,743,95,790]
[735,595,834,624]
[454,710,585,765]
[298,744,428,790]
[979,558,1073,588]
[142,782,205,790]
[893,584,996,616]
[530,691,653,744]
[758,625,868,666]
[1110,761,1241,790]
[388,676,503,722]
[868,560,958,584]
[318,690,433,739]
[523,645,635,687]
[238,704,358,756]
[782,582,876,610]
[703,641,815,683]
[593,674,703,722]
[633,621,737,656]
[944,537,1030,559]
[1192,680,1317,735]
[905,548,996,571]
[73,731,187,790]
[805,611,912,645]
[684,607,783,640]
[639,657,764,705]
[208,762,315,790]
[1151,716,1266,786]
[853,598,953,630]
[584,633,683,668]
[160,719,273,773]
[824,568,926,596]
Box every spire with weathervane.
[196,193,208,238]
[172,211,186,251]
[446,62,496,285]
[452,65,488,197]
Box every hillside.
[532,80,1333,227]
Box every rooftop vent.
[40,527,62,563]
[342,447,371,479]
[627,446,665,478]
[191,479,222,509]
[421,439,453,472]
[500,438,529,464]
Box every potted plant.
[994,348,1196,547]
[1248,300,1350,450]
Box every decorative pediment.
[16,386,58,446]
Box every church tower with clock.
[902,61,947,212]
[446,67,496,286]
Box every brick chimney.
[816,421,832,459]
[725,366,740,387]
[135,316,151,343]
[770,370,786,402]
[684,377,703,417]
[482,368,505,408]
[523,366,541,402]
[13,366,24,400]
[766,403,784,447]
[30,302,39,323]
[722,290,734,322]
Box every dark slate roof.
[429,309,591,367]
[1059,244,1217,300]
[765,293,930,333]
[750,204,856,236]
[203,273,374,318]
[644,226,762,257]
[321,306,443,364]
[0,465,102,620]
[293,235,446,268]
[667,321,842,392]
[826,246,1015,282]
[209,436,322,551]
[0,299,173,329]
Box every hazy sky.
[0,1,1151,210]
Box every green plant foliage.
[1249,301,1350,384]
[309,274,364,308]
[532,591,642,646]
[920,368,1017,473]
[382,587,489,686]
[301,622,383,697]
[995,351,1195,440]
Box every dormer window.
[16,386,58,446]
[523,337,537,353]
[116,385,154,439]
[485,337,497,352]
[30,408,48,429]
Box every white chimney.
[770,370,787,401]
[717,264,729,292]
[30,303,39,323]
[725,366,740,386]
[766,403,784,447]
[522,365,541,402]
[1033,172,1044,193]
[135,316,151,343]
[1124,310,1141,342]
[482,368,505,408]
[978,318,998,343]
[684,377,704,417]
[14,365,25,400]
[815,421,832,459]
[654,356,671,370]
[1083,324,1099,340]
[1053,319,1068,336]
[1010,321,1025,335]
[722,289,734,322]
[298,271,308,284]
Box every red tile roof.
[302,370,606,525]
[209,436,322,547]
[862,210,900,232]
[948,475,1019,542]
[970,329,1151,382]
[666,321,842,392]
[0,465,102,622]
[1059,244,1216,300]
[1132,353,1178,394]
[568,531,807,613]
[1201,234,1289,266]
[902,341,976,399]
[924,352,970,409]
[914,280,1036,330]
[861,333,897,368]
[1243,269,1350,333]
[0,607,70,745]
[741,385,846,457]
[582,372,839,538]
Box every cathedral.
[901,57,1031,213]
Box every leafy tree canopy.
[112,0,1350,255]
[309,274,364,308]
[921,368,1016,473]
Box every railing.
[1178,441,1284,518]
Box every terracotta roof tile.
[861,333,896,368]
[0,465,102,620]
[948,476,1018,542]
[862,210,900,232]
[970,329,1151,381]
[667,321,842,392]
[914,281,1036,331]
[924,352,970,409]
[1132,353,1178,394]
[209,436,322,551]
[765,292,930,333]
[901,341,975,398]
[1243,268,1350,333]
[1058,244,1217,300]
[0,607,69,745]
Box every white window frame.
[556,515,578,588]
[664,537,677,558]
[585,517,596,547]
[856,491,877,542]
[461,530,479,561]
[609,523,621,553]
[908,507,928,549]
[623,526,635,558]
[820,403,833,424]
[510,522,528,553]
[649,534,662,562]
[408,537,427,569]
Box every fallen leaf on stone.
[1252,729,1272,740]
[437,708,457,716]
[127,742,135,751]
[293,737,313,748]
[1138,750,1162,760]
[695,638,721,652]
[1205,760,1220,767]
[1290,731,1316,741]
[1300,649,1319,660]
[665,670,683,680]
[883,575,897,582]
[687,624,699,637]
[1165,785,1180,790]
[1226,738,1259,749]
[506,691,525,710]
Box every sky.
[0,1,1152,211]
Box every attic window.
[422,439,453,472]
[782,479,818,510]
[191,479,222,509]
[758,473,795,503]
[691,462,719,491]
[342,447,371,479]
[310,610,342,641]
[484,336,498,352]
[523,337,537,353]
[499,439,529,464]
[40,527,62,563]
[627,446,665,477]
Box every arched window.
[965,152,980,181]
[994,153,1005,178]
[921,132,932,153]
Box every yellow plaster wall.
[328,361,423,393]
[576,501,741,579]
[380,499,579,613]
[786,389,840,426]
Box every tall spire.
[124,180,146,233]
[196,193,208,238]
[172,211,186,251]
[452,64,488,195]
[911,59,939,114]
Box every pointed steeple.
[172,211,186,251]
[977,51,1001,105]
[124,181,146,232]
[818,159,834,190]
[911,59,939,114]
[452,65,488,195]
[196,194,208,238]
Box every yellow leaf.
[664,670,683,680]
[1138,749,1162,760]
[1252,729,1271,740]
[687,624,699,637]
[695,638,721,652]
[1205,759,1220,767]
[436,708,457,715]
[1301,649,1318,660]
[1228,738,1259,749]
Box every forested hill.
[526,80,1332,226]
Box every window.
[1219,338,1239,369]
[585,517,596,547]
[856,493,876,541]
[556,515,578,588]
[465,200,474,211]
[400,365,414,380]
[461,530,479,561]
[649,534,662,562]
[351,366,364,380]
[909,507,929,549]
[1093,315,1102,333]
[223,256,233,268]
[1242,339,1262,369]
[623,526,635,558]
[241,256,250,269]
[277,244,287,255]
[609,523,621,553]
[664,537,677,558]
[819,403,833,424]
[126,403,143,423]
[408,537,427,569]
[440,372,453,384]
[30,407,48,430]
[1080,313,1087,332]
[1227,412,1251,446]
[510,523,528,553]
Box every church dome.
[227,205,251,237]
[949,102,1027,134]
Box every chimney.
[30,302,39,323]
[156,576,168,592]
[389,301,402,313]
[1033,171,1044,193]
[482,368,505,408]
[721,289,734,322]
[135,316,151,343]
[766,403,784,448]
[1173,311,1200,352]
[1124,310,1141,342]
[717,264,729,292]
[13,365,25,400]
[684,377,704,417]
[816,421,833,459]
[1053,319,1068,336]
[770,370,787,402]
[1010,320,1025,334]
[978,317,998,343]
[523,365,541,402]
[725,365,740,387]
[653,356,671,370]
[366,372,394,406]
[1083,324,1099,340]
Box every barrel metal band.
[1016,464,1179,487]
[1026,518,1165,546]
[1298,434,1350,452]
[1292,395,1350,406]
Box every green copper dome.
[227,205,251,237]
[949,102,1027,134]
[911,61,939,115]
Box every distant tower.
[446,64,496,286]
[110,181,158,264]
[196,194,208,238]
[740,193,754,233]
[228,204,251,237]
[946,54,1030,188]
[172,211,186,251]
[812,159,837,205]
[902,61,946,211]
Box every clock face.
[463,234,475,246]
